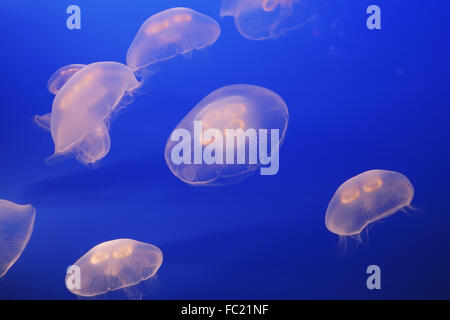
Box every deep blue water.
[0,0,449,299]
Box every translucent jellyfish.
[47,64,86,95]
[66,239,163,297]
[165,84,289,186]
[0,200,36,277]
[325,170,414,237]
[126,7,221,72]
[221,0,326,40]
[41,61,140,165]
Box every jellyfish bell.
[126,7,221,73]
[165,84,289,186]
[47,64,86,95]
[66,239,163,298]
[46,61,141,165]
[0,200,36,277]
[325,170,414,238]
[221,0,327,40]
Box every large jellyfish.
[220,0,326,40]
[126,7,221,73]
[66,239,163,298]
[165,84,289,186]
[325,170,414,237]
[0,200,36,277]
[39,61,140,165]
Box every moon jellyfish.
[0,200,36,277]
[66,239,163,298]
[126,7,221,72]
[47,64,86,95]
[220,0,326,40]
[44,61,140,165]
[325,170,414,237]
[165,84,289,186]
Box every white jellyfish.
[221,0,327,40]
[126,7,221,73]
[66,239,163,298]
[165,84,289,186]
[325,170,414,238]
[36,61,141,165]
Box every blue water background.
[0,0,449,299]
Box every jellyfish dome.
[325,170,414,236]
[126,7,221,72]
[47,64,86,95]
[66,239,163,297]
[165,84,289,186]
[221,0,326,40]
[47,61,140,165]
[0,200,36,277]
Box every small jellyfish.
[43,61,140,165]
[165,84,289,186]
[0,200,36,277]
[126,7,221,72]
[325,170,414,237]
[66,239,163,298]
[47,64,86,95]
[221,0,326,40]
